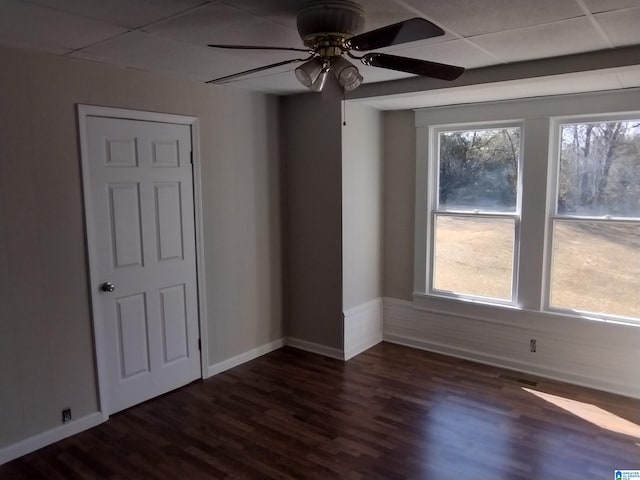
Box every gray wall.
[0,45,282,448]
[342,103,383,309]
[382,110,415,301]
[281,94,343,349]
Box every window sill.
[411,292,640,329]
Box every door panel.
[152,140,180,167]
[106,138,138,167]
[115,293,150,379]
[159,284,188,364]
[108,183,144,268]
[86,116,200,414]
[154,182,184,261]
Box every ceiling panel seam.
[573,0,615,48]
[389,0,508,64]
[63,1,218,57]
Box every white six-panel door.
[84,115,201,414]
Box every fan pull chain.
[342,91,347,126]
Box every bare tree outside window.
[439,127,519,212]
[550,120,640,320]
[432,126,521,302]
[558,121,640,217]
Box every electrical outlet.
[62,408,72,423]
[530,339,537,353]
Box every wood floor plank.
[1,342,638,479]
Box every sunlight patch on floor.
[523,387,640,439]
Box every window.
[429,124,522,303]
[548,118,640,320]
[415,94,640,327]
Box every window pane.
[550,221,640,319]
[558,120,640,217]
[438,127,520,212]
[433,215,514,300]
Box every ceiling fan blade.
[206,57,310,84]
[208,43,310,53]
[362,53,465,81]
[348,18,444,51]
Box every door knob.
[101,282,116,293]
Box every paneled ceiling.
[1,0,640,95]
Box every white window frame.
[545,112,640,322]
[425,121,524,307]
[413,90,640,326]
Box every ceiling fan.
[206,0,465,93]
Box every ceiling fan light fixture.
[333,56,362,91]
[310,69,329,91]
[342,69,362,91]
[295,57,325,87]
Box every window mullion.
[518,117,551,311]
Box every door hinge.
[190,150,194,165]
[198,338,201,351]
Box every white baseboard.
[384,333,635,398]
[343,298,383,360]
[383,297,640,399]
[0,334,348,466]
[207,337,286,377]
[286,337,345,360]
[0,412,103,465]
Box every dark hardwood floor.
[1,342,638,479]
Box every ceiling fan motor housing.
[297,0,365,53]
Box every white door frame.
[78,105,209,421]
